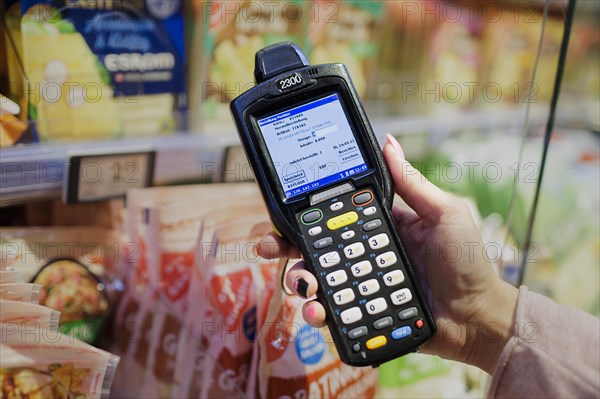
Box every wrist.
[465,280,519,374]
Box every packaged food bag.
[197,220,276,398]
[0,228,123,344]
[115,183,263,398]
[0,227,123,283]
[245,245,281,398]
[0,283,41,303]
[305,0,384,98]
[1,326,120,399]
[0,300,60,331]
[190,0,306,135]
[169,207,270,398]
[256,259,379,398]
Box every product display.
[19,0,186,141]
[189,0,305,134]
[305,0,383,97]
[0,1,598,398]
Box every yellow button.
[366,335,387,350]
[326,211,358,230]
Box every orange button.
[365,335,387,350]
[415,319,424,329]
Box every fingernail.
[386,133,405,159]
[294,277,309,299]
[306,304,316,319]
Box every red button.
[415,319,424,329]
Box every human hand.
[256,134,518,373]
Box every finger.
[284,261,318,299]
[383,134,448,218]
[256,232,302,259]
[302,300,326,328]
[391,204,420,233]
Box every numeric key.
[351,260,372,277]
[344,242,365,259]
[326,270,348,287]
[358,279,380,296]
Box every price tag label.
[65,151,155,203]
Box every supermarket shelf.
[0,134,237,207]
[0,101,597,207]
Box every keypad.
[297,187,421,358]
[351,260,372,277]
[366,335,387,350]
[363,219,382,232]
[309,226,322,236]
[376,251,397,268]
[383,270,404,286]
[365,297,387,315]
[344,242,365,259]
[391,288,412,305]
[358,279,380,296]
[330,202,344,211]
[369,233,390,249]
[326,269,348,287]
[319,251,340,268]
[313,237,333,249]
[373,316,393,330]
[334,288,355,305]
[341,230,355,240]
[341,307,362,324]
[348,326,368,339]
[398,307,418,320]
[363,206,377,216]
[392,326,412,340]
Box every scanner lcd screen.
[257,93,369,199]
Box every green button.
[301,209,322,225]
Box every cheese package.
[20,1,186,141]
[256,259,379,398]
[305,0,384,98]
[190,0,306,135]
[1,326,120,399]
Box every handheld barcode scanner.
[230,42,435,367]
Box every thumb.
[383,134,447,218]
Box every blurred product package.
[1,2,34,147]
[111,182,379,398]
[19,0,186,141]
[0,227,124,344]
[305,0,383,98]
[1,325,120,399]
[189,0,306,135]
[255,258,379,398]
[480,11,563,107]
